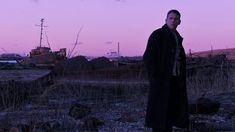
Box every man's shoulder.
[150,27,165,38]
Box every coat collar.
[162,24,183,41]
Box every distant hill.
[188,48,235,60]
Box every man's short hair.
[167,9,181,18]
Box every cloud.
[115,0,126,2]
[30,0,39,3]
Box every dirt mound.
[54,56,92,74]
[90,57,114,70]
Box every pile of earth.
[54,56,114,74]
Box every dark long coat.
[143,24,189,130]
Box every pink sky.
[1,0,235,56]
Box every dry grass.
[187,67,235,99]
[1,62,235,131]
[1,65,234,111]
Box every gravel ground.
[0,93,152,131]
[1,88,235,131]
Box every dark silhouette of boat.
[20,19,66,68]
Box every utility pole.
[189,49,192,58]
[117,42,120,57]
[105,41,120,57]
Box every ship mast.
[39,19,44,47]
[36,18,47,48]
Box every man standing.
[143,9,189,131]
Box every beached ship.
[20,19,66,67]
[20,46,66,67]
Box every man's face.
[165,13,181,30]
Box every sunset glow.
[0,0,235,56]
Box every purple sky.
[1,0,235,56]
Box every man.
[143,9,189,131]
